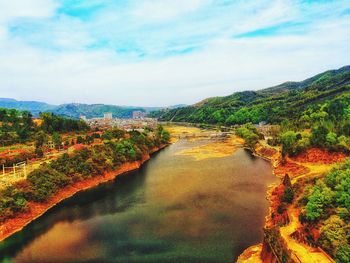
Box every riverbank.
[0,144,168,243]
[236,146,345,263]
[236,143,281,263]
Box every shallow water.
[0,139,277,263]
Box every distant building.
[104,112,113,120]
[132,111,146,119]
[80,115,87,121]
[85,116,157,130]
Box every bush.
[300,160,350,259]
[0,126,166,222]
[0,185,29,222]
[281,131,297,156]
[27,166,71,202]
[311,125,329,147]
[304,182,334,221]
[236,124,260,150]
[282,187,294,203]
[319,215,348,256]
[335,244,350,263]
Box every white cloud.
[131,0,206,22]
[0,1,349,106]
[0,0,58,22]
[231,0,298,33]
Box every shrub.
[27,166,71,202]
[282,187,294,203]
[319,215,347,256]
[335,244,350,263]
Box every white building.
[104,112,113,120]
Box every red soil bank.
[257,147,277,158]
[293,148,346,164]
[266,184,289,227]
[275,161,310,178]
[0,144,167,242]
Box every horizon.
[1,1,350,106]
[2,64,349,108]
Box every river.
[0,138,276,263]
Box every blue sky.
[0,0,349,106]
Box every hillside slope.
[153,65,350,124]
[52,103,146,119]
[0,98,55,116]
[0,99,185,119]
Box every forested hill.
[53,103,187,119]
[152,65,350,124]
[52,103,146,119]
[0,99,184,119]
[0,98,55,116]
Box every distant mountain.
[0,98,186,119]
[167,104,188,109]
[52,103,146,119]
[153,65,350,124]
[0,98,55,116]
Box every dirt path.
[280,206,334,263]
[278,157,336,263]
[237,147,342,263]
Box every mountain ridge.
[152,65,350,124]
[0,98,186,119]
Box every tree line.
[298,160,350,262]
[0,126,170,222]
[0,108,89,146]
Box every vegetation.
[0,98,158,119]
[0,126,170,222]
[0,109,35,145]
[1,66,349,263]
[0,98,55,116]
[299,160,350,262]
[0,108,88,147]
[278,91,350,156]
[235,123,260,150]
[52,103,147,119]
[219,66,350,263]
[154,65,350,159]
[153,66,350,126]
[40,112,89,133]
[281,187,294,204]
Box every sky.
[0,0,349,107]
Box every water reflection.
[0,139,277,263]
[0,167,147,261]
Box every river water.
[0,138,276,263]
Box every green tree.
[282,187,294,203]
[337,135,349,151]
[245,133,259,150]
[311,125,329,147]
[305,182,334,221]
[326,132,338,147]
[76,136,84,144]
[27,166,71,202]
[34,131,48,148]
[281,131,297,157]
[295,136,310,154]
[335,244,350,263]
[52,132,62,149]
[319,215,348,256]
